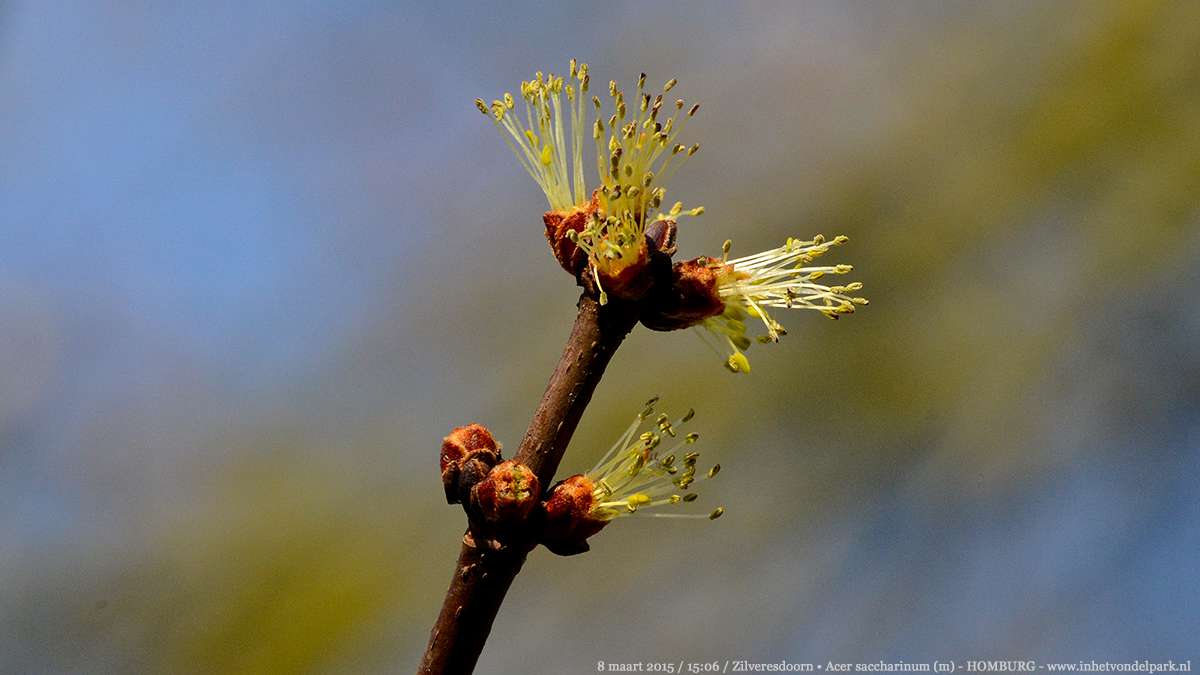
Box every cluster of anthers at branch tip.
[476,59,704,306]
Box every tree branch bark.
[418,293,640,674]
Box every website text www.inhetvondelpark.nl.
[592,660,1194,674]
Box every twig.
[419,293,640,674]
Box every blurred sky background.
[1,1,1198,672]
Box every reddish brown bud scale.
[440,423,499,473]
[456,457,496,501]
[540,474,610,556]
[641,256,729,331]
[440,424,502,504]
[471,460,541,526]
[543,192,600,274]
[644,217,678,257]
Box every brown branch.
[419,293,640,674]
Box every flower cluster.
[685,235,869,373]
[477,60,704,304]
[438,399,723,556]
[541,397,724,555]
[477,59,865,374]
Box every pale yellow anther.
[726,352,751,374]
